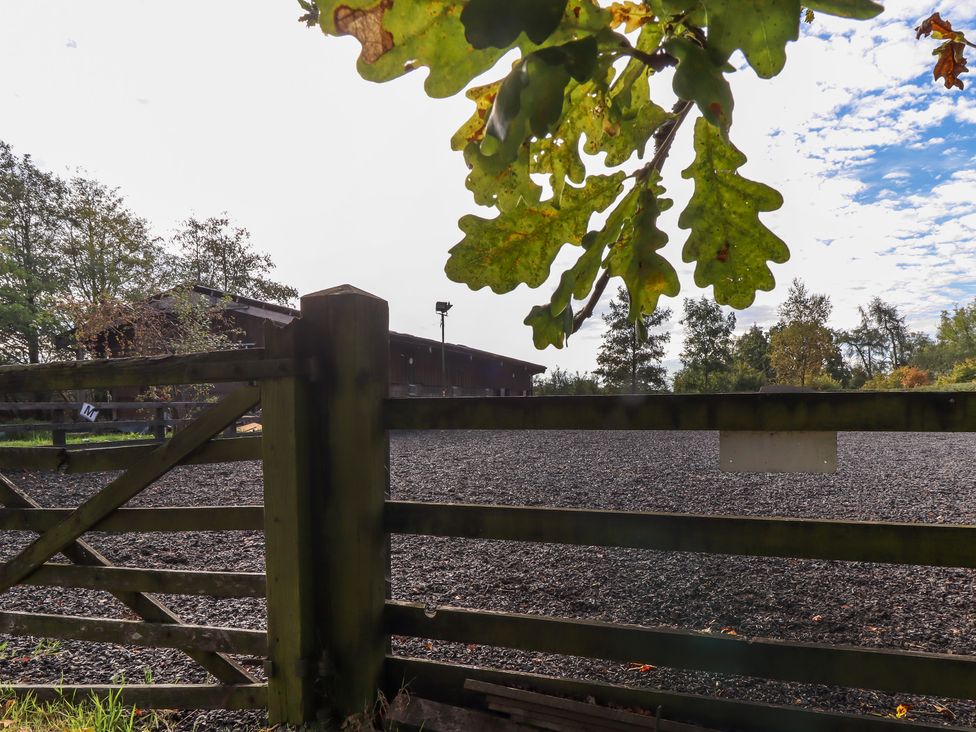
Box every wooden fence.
[0,401,223,445]
[0,285,974,731]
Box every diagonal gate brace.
[0,385,262,684]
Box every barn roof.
[180,285,546,374]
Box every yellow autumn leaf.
[895,704,910,718]
[609,1,654,33]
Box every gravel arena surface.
[1,430,975,730]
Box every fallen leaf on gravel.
[934,703,956,720]
[894,704,911,718]
[720,626,738,635]
[811,614,823,622]
[628,662,656,672]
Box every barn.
[150,285,546,397]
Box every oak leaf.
[916,13,970,89]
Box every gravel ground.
[0,430,974,730]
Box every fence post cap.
[300,284,384,303]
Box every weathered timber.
[0,506,263,532]
[385,601,976,700]
[0,401,218,411]
[384,391,976,432]
[386,694,536,732]
[0,419,190,433]
[0,430,259,685]
[309,286,390,719]
[262,319,317,724]
[385,501,976,568]
[0,436,264,473]
[21,564,265,597]
[0,349,304,391]
[467,679,716,732]
[2,684,267,710]
[0,610,267,655]
[0,385,260,593]
[386,657,966,732]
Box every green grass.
[0,432,153,448]
[0,687,173,731]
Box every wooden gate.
[0,349,293,711]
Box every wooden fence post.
[261,322,317,725]
[305,285,390,720]
[262,284,389,725]
[51,409,66,447]
[153,407,166,442]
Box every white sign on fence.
[79,403,99,422]
[720,431,837,474]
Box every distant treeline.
[0,140,295,365]
[536,279,976,394]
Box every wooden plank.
[307,286,390,718]
[261,320,317,725]
[384,392,976,432]
[0,506,264,532]
[384,601,976,701]
[0,419,190,433]
[0,385,261,594]
[0,401,219,410]
[2,684,267,710]
[385,501,976,569]
[386,694,537,732]
[386,657,968,732]
[0,610,267,655]
[0,349,303,391]
[20,564,265,597]
[467,680,717,732]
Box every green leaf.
[666,37,734,130]
[524,302,574,348]
[550,230,605,317]
[450,81,501,152]
[704,0,801,78]
[462,0,568,49]
[316,0,610,98]
[679,118,789,309]
[462,143,543,212]
[803,0,882,19]
[445,172,625,293]
[605,176,680,320]
[317,1,502,97]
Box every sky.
[2,1,976,376]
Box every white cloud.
[0,1,973,376]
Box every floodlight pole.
[435,301,452,397]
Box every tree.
[675,296,735,392]
[62,176,163,305]
[532,366,601,395]
[734,324,772,379]
[170,216,297,305]
[310,0,882,348]
[593,286,670,393]
[768,279,835,387]
[0,142,69,364]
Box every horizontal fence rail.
[385,600,976,701]
[385,392,976,432]
[387,657,968,732]
[0,610,267,656]
[0,436,263,473]
[0,419,192,433]
[0,506,264,532]
[386,501,976,568]
[0,349,309,391]
[19,564,265,597]
[0,684,268,710]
